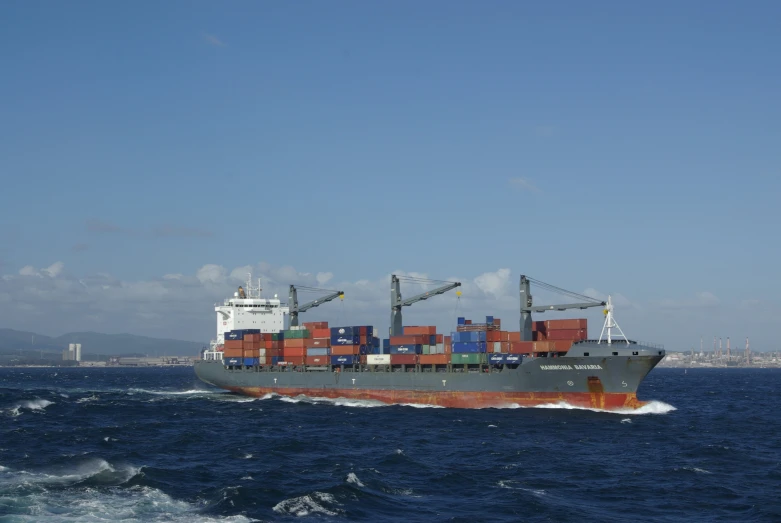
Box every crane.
[288,285,344,327]
[390,274,461,337]
[519,275,605,341]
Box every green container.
[283,329,310,339]
[422,345,430,355]
[272,333,282,341]
[450,353,485,365]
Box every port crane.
[288,285,344,327]
[390,274,461,337]
[519,275,605,342]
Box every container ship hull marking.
[194,352,663,410]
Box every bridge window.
[583,352,589,356]
[612,352,618,356]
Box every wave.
[5,398,54,417]
[272,491,342,517]
[529,400,677,415]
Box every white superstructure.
[203,274,289,361]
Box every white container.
[493,342,502,353]
[367,354,391,365]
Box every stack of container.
[281,327,309,365]
[330,325,376,366]
[221,329,261,366]
[304,321,331,365]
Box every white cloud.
[1,262,774,351]
[196,264,227,284]
[508,177,540,192]
[203,33,226,47]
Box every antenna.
[597,295,628,345]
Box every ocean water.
[0,367,779,522]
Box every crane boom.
[289,285,344,327]
[519,275,605,341]
[390,275,461,337]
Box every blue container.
[452,331,486,343]
[225,331,243,341]
[488,354,507,364]
[306,348,330,356]
[224,357,241,366]
[331,355,359,365]
[382,338,390,350]
[505,354,522,364]
[372,337,380,348]
[457,317,466,325]
[359,344,370,355]
[390,344,422,355]
[452,341,486,353]
[243,357,259,366]
[272,356,283,365]
[429,334,437,345]
[486,315,494,324]
[331,334,360,345]
[331,326,355,337]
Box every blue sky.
[1,1,779,350]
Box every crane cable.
[526,277,602,304]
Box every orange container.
[419,354,449,365]
[283,338,305,348]
[311,328,331,338]
[282,356,305,365]
[243,349,259,358]
[403,326,436,335]
[508,332,521,342]
[508,341,534,354]
[390,335,426,345]
[305,337,331,348]
[224,340,243,350]
[223,348,243,358]
[546,329,587,341]
[282,347,306,357]
[331,345,361,355]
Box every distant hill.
[0,328,205,357]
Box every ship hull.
[195,351,663,410]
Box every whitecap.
[272,491,341,517]
[346,472,364,487]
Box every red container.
[312,328,331,339]
[331,345,360,355]
[264,340,273,349]
[305,356,329,365]
[508,332,521,342]
[546,329,587,341]
[419,354,449,365]
[390,354,418,365]
[545,319,587,331]
[283,338,305,348]
[283,356,305,365]
[390,335,426,345]
[243,341,261,350]
[508,341,534,354]
[303,321,329,331]
[532,321,546,332]
[533,341,555,352]
[435,334,444,344]
[549,340,574,351]
[224,340,243,350]
[403,326,436,335]
[305,337,331,348]
[223,348,243,358]
[266,348,282,357]
[493,318,501,327]
[263,356,273,365]
[282,347,306,357]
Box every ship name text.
[539,364,603,370]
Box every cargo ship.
[194,273,665,410]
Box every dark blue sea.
[1,367,779,522]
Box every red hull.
[224,386,648,410]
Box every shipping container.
[331,345,361,355]
[403,326,437,335]
[243,357,259,366]
[545,319,588,330]
[284,356,305,365]
[486,315,494,324]
[311,328,331,339]
[224,340,243,350]
[331,355,359,365]
[331,326,355,337]
[390,335,427,345]
[450,353,485,365]
[305,355,329,365]
[367,354,391,365]
[283,338,306,348]
[488,354,523,365]
[223,348,243,358]
[306,348,330,356]
[419,354,449,365]
[451,341,487,353]
[546,329,588,341]
[457,317,466,325]
[451,331,487,343]
[304,337,331,348]
[390,344,422,355]
[303,321,329,330]
[390,354,418,365]
[283,329,310,339]
[224,357,241,366]
[243,349,259,358]
[508,341,535,354]
[282,347,306,357]
[331,334,361,345]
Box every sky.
[1,1,779,351]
